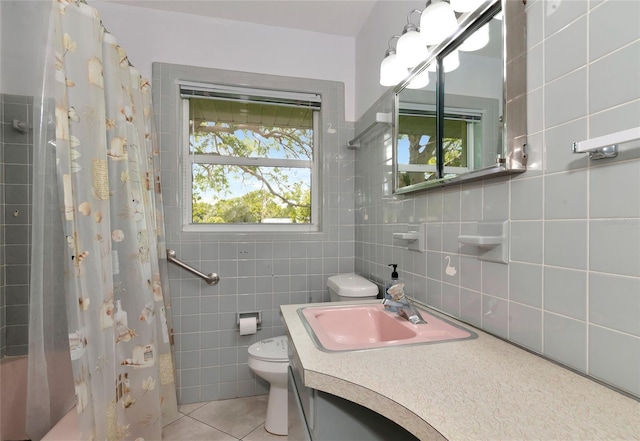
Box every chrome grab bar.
[166,249,220,285]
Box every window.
[396,104,481,188]
[180,83,320,232]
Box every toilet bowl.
[247,335,288,435]
[327,273,378,302]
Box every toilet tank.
[327,273,378,302]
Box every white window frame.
[179,81,320,233]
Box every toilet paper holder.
[237,311,262,332]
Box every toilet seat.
[248,335,288,362]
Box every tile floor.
[163,395,288,441]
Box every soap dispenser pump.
[385,264,401,311]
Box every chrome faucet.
[382,297,427,325]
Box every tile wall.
[354,0,640,399]
[0,93,33,358]
[152,63,356,404]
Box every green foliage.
[190,121,312,224]
[192,189,310,224]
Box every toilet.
[327,273,378,302]
[247,335,289,435]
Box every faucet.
[382,297,427,325]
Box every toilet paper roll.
[239,317,257,336]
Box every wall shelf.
[393,224,425,252]
[458,221,508,263]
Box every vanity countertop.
[281,301,640,441]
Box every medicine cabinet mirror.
[393,0,527,194]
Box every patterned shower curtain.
[27,1,178,439]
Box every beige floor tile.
[190,396,269,439]
[178,401,208,415]
[162,415,237,441]
[242,423,288,441]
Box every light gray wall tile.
[509,303,542,352]
[510,262,542,308]
[525,0,544,48]
[589,161,640,219]
[544,221,587,269]
[589,273,640,337]
[460,255,481,292]
[460,185,483,221]
[483,182,509,221]
[481,261,508,299]
[527,42,543,92]
[589,42,640,114]
[589,0,640,61]
[511,177,542,220]
[544,118,588,173]
[544,68,587,128]
[544,16,587,83]
[426,278,442,309]
[544,0,587,37]
[442,283,460,317]
[442,223,460,254]
[589,325,640,397]
[590,220,640,277]
[426,222,442,252]
[543,312,587,372]
[544,266,587,320]
[544,170,587,220]
[482,295,508,339]
[460,288,482,327]
[510,221,543,264]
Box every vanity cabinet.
[288,343,419,441]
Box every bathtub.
[0,355,77,441]
[41,407,80,441]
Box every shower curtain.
[26,1,178,439]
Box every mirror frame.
[393,0,527,194]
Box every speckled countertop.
[281,301,640,441]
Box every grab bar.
[347,112,392,149]
[166,249,220,285]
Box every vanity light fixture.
[406,69,431,89]
[425,48,460,73]
[420,0,458,46]
[380,36,408,86]
[459,22,489,51]
[396,10,429,68]
[450,0,485,13]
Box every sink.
[299,303,477,352]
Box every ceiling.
[103,0,378,37]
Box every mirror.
[393,0,527,194]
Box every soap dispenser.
[385,264,402,311]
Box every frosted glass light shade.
[406,70,431,89]
[459,23,489,51]
[380,53,408,86]
[443,50,460,72]
[450,0,485,13]
[396,30,429,68]
[420,1,458,46]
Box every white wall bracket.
[458,221,509,264]
[393,223,426,252]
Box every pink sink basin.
[299,303,476,351]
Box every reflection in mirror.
[441,10,503,179]
[393,0,527,194]
[396,91,438,188]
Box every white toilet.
[247,335,289,435]
[327,273,378,302]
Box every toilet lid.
[248,335,288,362]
